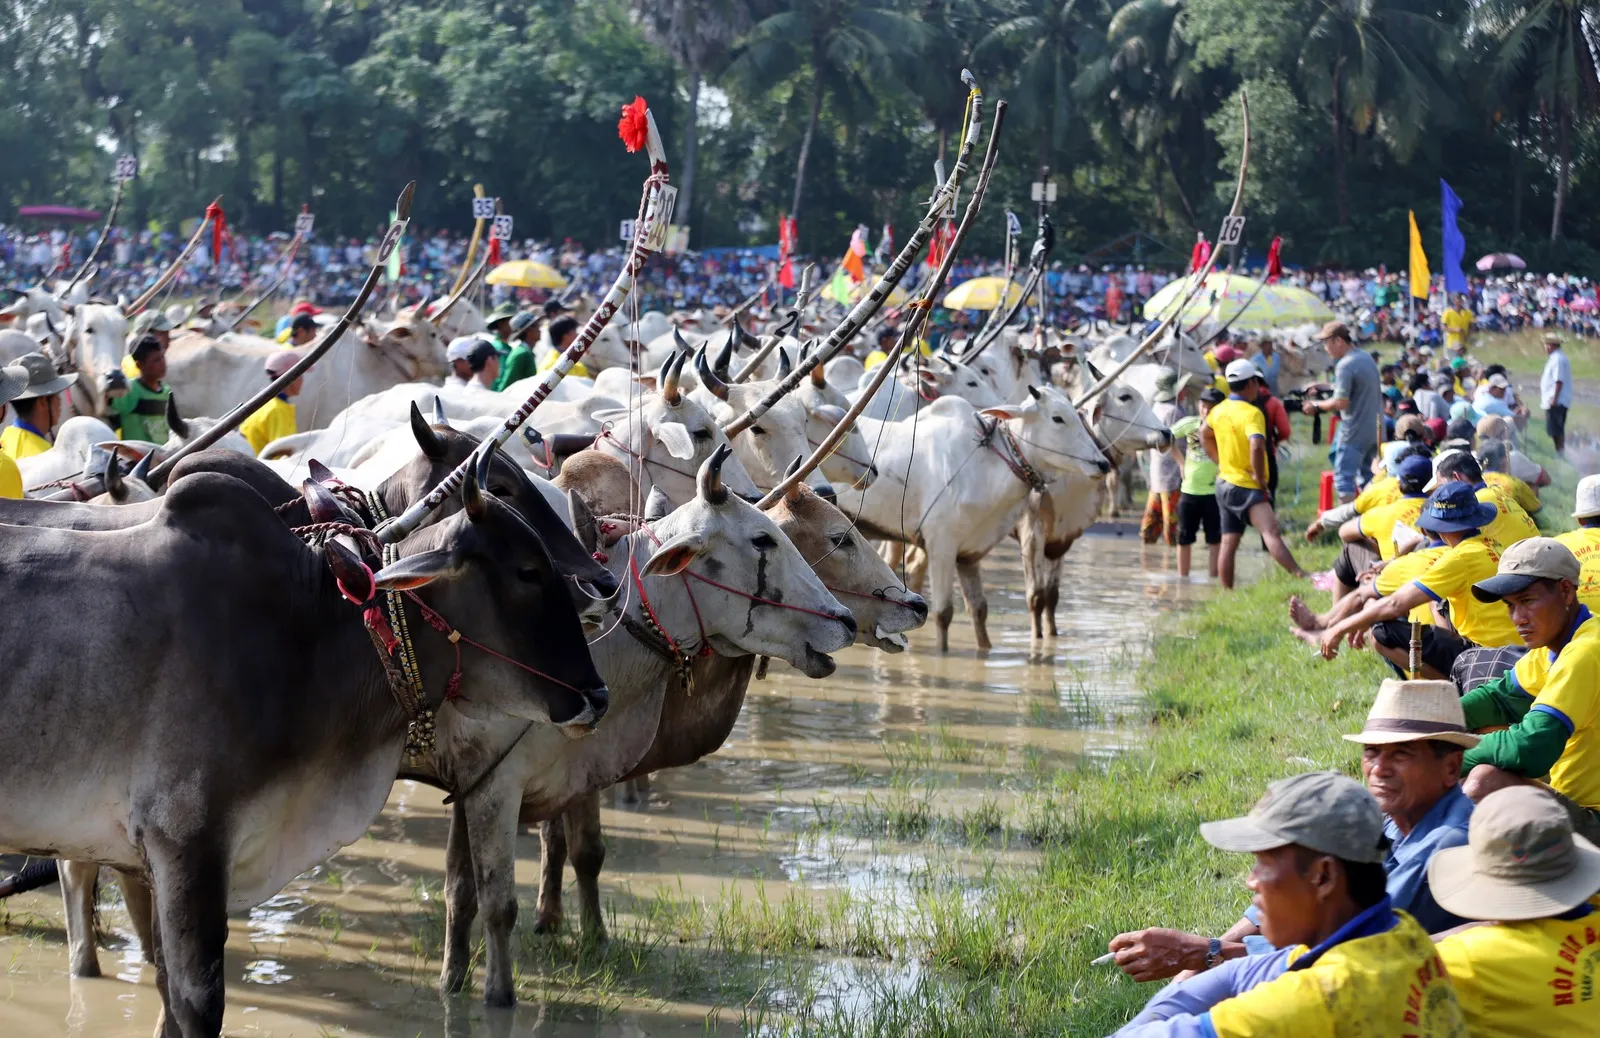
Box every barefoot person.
[1170,388,1225,580]
[1201,358,1307,589]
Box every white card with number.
[491,214,513,241]
[295,212,315,236]
[472,197,496,220]
[114,155,139,182]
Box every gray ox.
[0,464,608,1037]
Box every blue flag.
[1440,180,1468,295]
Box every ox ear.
[567,489,601,555]
[410,401,446,460]
[373,548,459,591]
[639,533,706,578]
[325,538,375,603]
[654,421,695,460]
[981,404,1023,421]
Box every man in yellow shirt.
[1461,538,1600,845]
[0,360,32,499]
[1559,475,1600,612]
[1111,772,1464,1037]
[0,352,75,460]
[240,351,303,456]
[1441,295,1474,352]
[1320,483,1520,681]
[1201,358,1306,589]
[1430,785,1600,1037]
[1430,449,1537,549]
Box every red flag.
[488,235,502,266]
[927,221,956,269]
[1189,232,1210,273]
[842,225,868,282]
[777,215,797,289]
[205,201,231,265]
[1264,236,1283,284]
[618,97,649,153]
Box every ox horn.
[102,451,126,502]
[128,449,153,484]
[166,396,189,440]
[302,478,352,524]
[432,394,448,427]
[325,538,376,604]
[409,401,446,460]
[775,346,792,380]
[732,314,759,350]
[712,333,734,382]
[671,327,691,358]
[695,345,729,401]
[463,451,489,521]
[783,455,805,501]
[698,442,732,505]
[659,350,683,404]
[644,485,672,521]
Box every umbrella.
[942,276,1026,311]
[1475,253,1526,272]
[486,260,568,290]
[1141,274,1335,328]
[849,281,908,306]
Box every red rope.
[401,590,590,700]
[681,570,846,622]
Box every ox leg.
[145,840,227,1038]
[956,557,991,651]
[1017,516,1045,640]
[564,793,608,943]
[440,802,478,997]
[1044,558,1063,638]
[58,860,101,979]
[905,545,929,596]
[115,869,156,965]
[462,792,522,1008]
[533,817,566,934]
[926,543,958,652]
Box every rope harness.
[979,416,1049,493]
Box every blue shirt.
[1114,899,1399,1037]
[1235,788,1472,954]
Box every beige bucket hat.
[1428,785,1600,921]
[1342,680,1481,750]
[0,361,29,407]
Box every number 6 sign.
[1217,215,1247,247]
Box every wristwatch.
[1204,937,1224,970]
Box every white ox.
[836,388,1110,651]
[687,348,832,497]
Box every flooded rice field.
[0,536,1258,1036]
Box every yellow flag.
[1408,210,1430,300]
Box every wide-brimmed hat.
[509,311,539,337]
[1343,679,1480,749]
[12,352,78,399]
[1200,771,1387,865]
[128,310,173,337]
[1428,785,1600,921]
[0,361,30,406]
[1472,537,1581,602]
[1573,474,1600,520]
[1418,482,1498,534]
[485,302,518,326]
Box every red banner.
[1265,236,1283,284]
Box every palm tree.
[723,0,928,225]
[633,0,751,234]
[1296,0,1460,226]
[1078,0,1206,227]
[1474,0,1600,244]
[977,0,1110,170]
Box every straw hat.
[1428,786,1600,921]
[1342,680,1480,750]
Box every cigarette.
[1091,952,1116,966]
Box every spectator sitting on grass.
[1108,683,1477,984]
[1109,772,1464,1036]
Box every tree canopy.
[6,0,1600,269]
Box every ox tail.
[0,859,59,898]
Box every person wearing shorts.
[1171,388,1225,579]
[1202,359,1308,589]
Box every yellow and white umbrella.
[942,276,1026,311]
[1143,273,1334,329]
[486,260,568,290]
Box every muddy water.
[0,537,1251,1036]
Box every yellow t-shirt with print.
[1379,545,1446,626]
[1205,398,1266,490]
[1354,475,1403,514]
[1358,495,1426,561]
[1208,910,1464,1038]
[1436,900,1600,1037]
[1556,528,1600,613]
[0,424,52,460]
[1507,615,1600,810]
[1483,470,1541,514]
[1413,536,1520,647]
[0,451,21,499]
[1476,484,1538,549]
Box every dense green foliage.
[7,0,1600,266]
